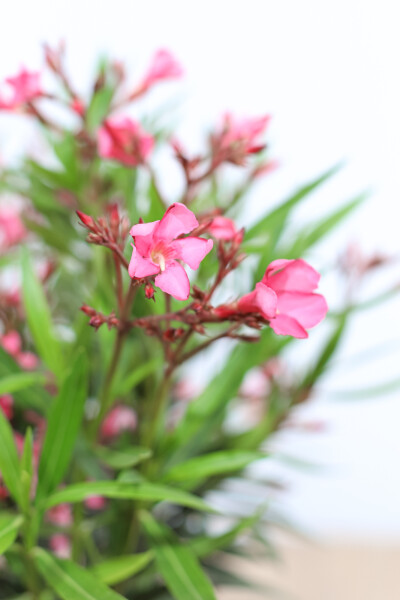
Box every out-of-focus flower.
[129,203,213,300]
[140,49,183,90]
[263,259,328,338]
[0,207,27,250]
[101,405,137,440]
[0,68,42,110]
[84,495,107,511]
[212,113,270,166]
[70,98,85,116]
[98,117,154,166]
[49,534,71,559]
[1,330,39,370]
[46,503,73,527]
[0,395,13,420]
[206,216,238,241]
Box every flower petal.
[277,291,328,329]
[154,203,198,242]
[170,237,213,269]
[264,259,321,292]
[269,314,308,338]
[130,220,159,255]
[238,282,277,320]
[128,245,159,278]
[155,261,190,300]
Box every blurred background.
[1,1,400,597]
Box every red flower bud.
[76,210,95,230]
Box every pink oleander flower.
[206,216,238,241]
[237,282,278,320]
[129,203,213,301]
[85,495,107,511]
[263,259,328,339]
[49,534,71,559]
[0,395,13,420]
[1,330,39,370]
[0,207,27,250]
[141,49,183,90]
[98,117,154,166]
[0,68,42,110]
[101,405,138,440]
[213,113,270,165]
[46,503,73,527]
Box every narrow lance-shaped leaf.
[164,450,266,483]
[21,247,64,380]
[0,372,46,396]
[36,349,88,503]
[93,551,154,586]
[42,480,215,514]
[33,547,126,600]
[0,410,22,505]
[141,511,217,600]
[0,515,24,555]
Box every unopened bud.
[145,284,155,301]
[76,210,95,230]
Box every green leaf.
[93,551,154,586]
[191,512,261,558]
[284,193,367,257]
[0,410,22,504]
[0,372,46,396]
[0,515,23,555]
[141,512,217,600]
[95,446,152,470]
[112,358,162,396]
[20,428,34,512]
[245,164,342,249]
[43,481,214,513]
[32,547,126,600]
[21,248,64,380]
[36,349,88,502]
[164,450,266,483]
[86,87,115,133]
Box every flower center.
[150,241,173,272]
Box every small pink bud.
[145,283,155,300]
[49,534,71,559]
[71,98,85,116]
[76,210,95,230]
[85,495,106,511]
[0,395,14,420]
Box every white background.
[1,0,400,538]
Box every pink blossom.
[47,503,73,527]
[0,68,42,110]
[0,395,13,420]
[213,113,270,166]
[262,259,328,338]
[0,207,27,250]
[206,216,238,241]
[84,495,106,511]
[1,330,39,370]
[49,534,71,559]
[240,369,271,399]
[101,405,137,440]
[141,49,183,90]
[98,117,154,166]
[129,203,213,301]
[237,282,277,320]
[70,98,85,116]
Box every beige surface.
[217,540,400,600]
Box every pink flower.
[0,395,13,420]
[262,259,328,338]
[237,282,278,320]
[206,216,238,241]
[0,68,42,110]
[101,405,137,440]
[129,203,213,301]
[84,495,106,511]
[47,503,73,527]
[98,117,154,166]
[141,49,183,90]
[49,534,71,559]
[0,207,27,250]
[1,330,39,370]
[212,113,270,166]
